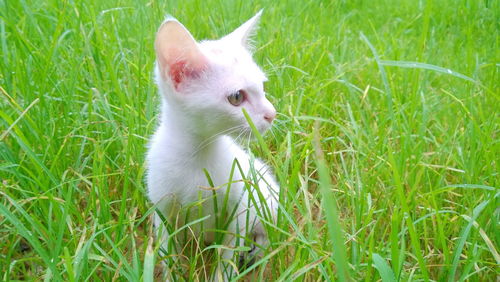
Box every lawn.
[0,0,498,280]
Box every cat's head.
[154,11,276,139]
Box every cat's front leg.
[214,235,238,282]
[212,216,245,281]
[215,208,270,281]
[239,220,270,272]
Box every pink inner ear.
[169,60,188,88]
[168,59,207,91]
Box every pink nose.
[264,110,276,123]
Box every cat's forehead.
[200,40,267,81]
[200,40,251,63]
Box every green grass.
[1,0,498,280]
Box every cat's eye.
[228,90,245,106]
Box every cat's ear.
[224,10,263,51]
[155,18,208,90]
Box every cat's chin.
[256,124,272,136]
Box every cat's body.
[147,109,277,244]
[146,11,279,279]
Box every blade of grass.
[387,145,429,281]
[360,32,393,119]
[380,60,477,84]
[372,253,397,282]
[447,194,495,281]
[313,121,350,281]
[142,236,155,282]
[0,194,62,280]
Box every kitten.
[146,10,279,279]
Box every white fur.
[146,11,278,279]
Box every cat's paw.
[238,232,268,270]
[238,249,256,270]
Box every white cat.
[146,11,279,280]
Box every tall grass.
[1,0,498,280]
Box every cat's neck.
[159,101,226,156]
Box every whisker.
[233,128,248,145]
[203,125,243,145]
[273,124,286,134]
[245,131,251,149]
[191,125,245,156]
[268,127,278,141]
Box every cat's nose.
[264,110,276,123]
[262,98,276,123]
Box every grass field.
[1,0,498,280]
